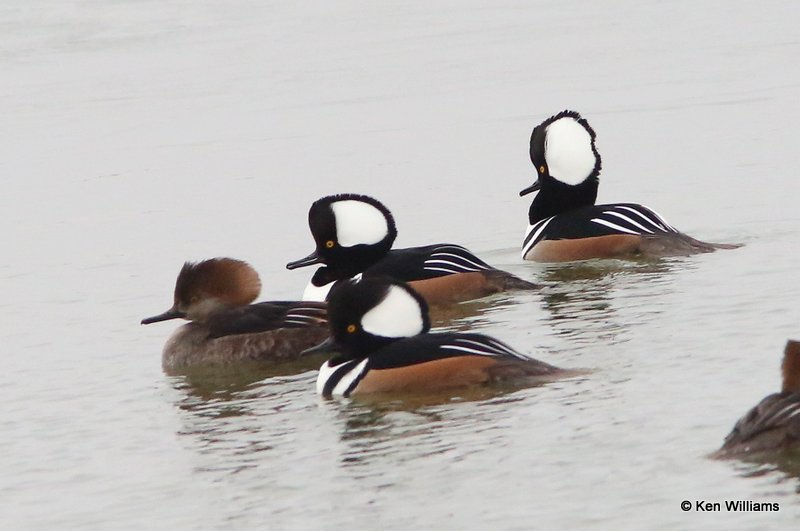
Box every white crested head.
[544,116,597,186]
[330,199,390,247]
[361,284,425,338]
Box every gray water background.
[2,1,799,529]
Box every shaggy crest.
[175,257,261,307]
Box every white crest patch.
[544,117,597,186]
[361,285,424,338]
[331,200,389,247]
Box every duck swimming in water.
[520,110,740,262]
[287,193,538,304]
[142,257,328,372]
[306,276,572,398]
[715,340,800,457]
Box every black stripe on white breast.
[522,216,555,257]
[422,245,492,275]
[318,358,370,397]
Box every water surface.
[2,1,799,529]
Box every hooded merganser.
[715,340,800,457]
[520,110,740,262]
[142,257,328,371]
[286,193,537,305]
[305,277,568,398]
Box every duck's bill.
[286,250,322,270]
[519,181,541,197]
[141,306,186,325]
[300,335,337,356]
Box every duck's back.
[366,245,537,304]
[523,203,737,261]
[366,244,492,281]
[716,392,800,456]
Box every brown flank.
[351,355,563,395]
[409,271,536,306]
[526,235,642,262]
[352,355,502,394]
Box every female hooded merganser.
[306,277,567,398]
[142,257,328,371]
[715,340,800,457]
[520,110,740,262]
[286,193,537,304]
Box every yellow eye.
[346,324,357,333]
[539,165,545,174]
[325,240,335,249]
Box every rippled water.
[2,1,799,528]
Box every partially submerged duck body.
[715,340,800,458]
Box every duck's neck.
[186,299,234,325]
[528,178,599,224]
[782,340,800,393]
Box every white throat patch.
[544,117,596,186]
[361,285,424,338]
[302,280,334,301]
[331,200,389,248]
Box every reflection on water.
[429,257,686,351]
[726,453,800,493]
[429,294,521,332]
[329,388,532,470]
[169,368,319,477]
[538,257,679,283]
[5,0,799,525]
[169,358,327,461]
[537,258,684,345]
[168,353,327,403]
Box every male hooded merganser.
[306,277,567,398]
[142,257,328,371]
[520,110,740,262]
[715,340,800,457]
[286,193,537,304]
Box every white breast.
[317,358,369,396]
[302,280,334,301]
